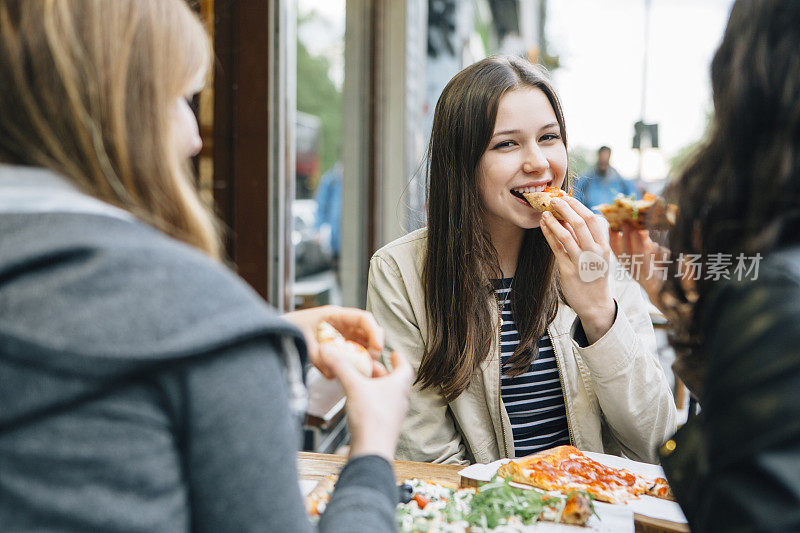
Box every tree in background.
[297,12,343,186]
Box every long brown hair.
[0,0,220,257]
[420,56,570,402]
[662,0,800,391]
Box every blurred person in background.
[611,1,800,530]
[315,161,343,265]
[368,56,675,466]
[0,1,411,531]
[574,145,637,210]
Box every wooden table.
[298,452,689,533]
[298,451,466,487]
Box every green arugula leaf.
[398,476,597,531]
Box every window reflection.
[293,0,345,310]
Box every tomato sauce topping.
[525,453,638,494]
[543,186,567,197]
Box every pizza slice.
[645,478,675,501]
[497,446,635,503]
[316,321,373,377]
[496,445,674,504]
[522,186,571,220]
[596,192,678,231]
[560,491,594,525]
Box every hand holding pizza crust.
[285,306,413,462]
[316,320,374,377]
[282,305,384,378]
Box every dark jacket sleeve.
[663,264,800,532]
[158,338,397,533]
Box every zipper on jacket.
[493,291,510,459]
[547,323,576,446]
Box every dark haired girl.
[613,1,800,529]
[368,55,676,465]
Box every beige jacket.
[367,228,676,465]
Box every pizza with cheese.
[496,445,674,504]
[596,193,678,231]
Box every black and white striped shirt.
[495,278,571,457]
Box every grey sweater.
[0,165,397,532]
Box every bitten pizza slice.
[522,186,571,220]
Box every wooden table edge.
[634,512,690,533]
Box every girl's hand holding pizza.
[540,196,616,344]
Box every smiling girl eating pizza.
[367,55,676,465]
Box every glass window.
[292,0,346,310]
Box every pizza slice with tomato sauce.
[496,445,674,504]
[596,193,678,231]
[522,186,571,220]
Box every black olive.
[397,483,414,504]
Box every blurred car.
[293,199,334,279]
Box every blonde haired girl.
[0,2,411,530]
